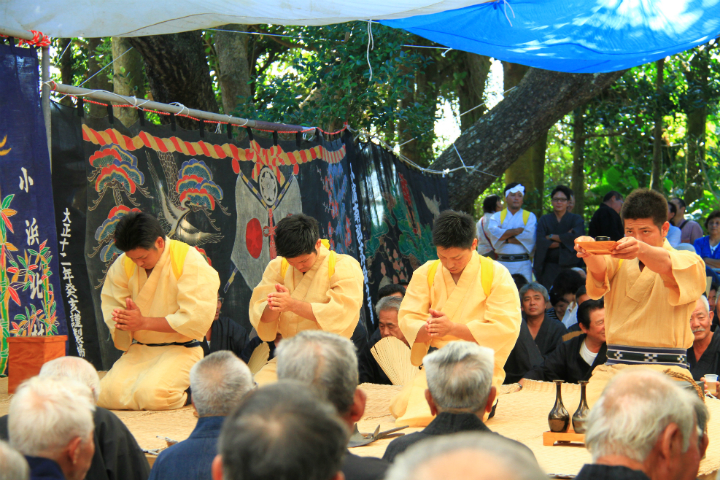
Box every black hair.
[551,185,573,201]
[577,298,604,330]
[377,284,406,301]
[482,195,502,214]
[705,211,720,230]
[275,214,320,259]
[550,289,571,307]
[602,191,623,203]
[511,274,528,291]
[668,201,677,216]
[432,210,477,249]
[218,382,348,480]
[575,285,587,299]
[622,189,668,230]
[503,182,524,195]
[672,197,687,208]
[114,212,165,252]
[551,269,584,297]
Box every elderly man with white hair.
[385,432,545,480]
[276,330,389,480]
[576,368,708,480]
[383,341,530,462]
[8,376,96,480]
[0,440,29,480]
[0,357,149,480]
[149,351,254,480]
[687,295,720,382]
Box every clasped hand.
[267,284,296,312]
[113,298,145,331]
[425,309,452,338]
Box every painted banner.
[0,44,68,375]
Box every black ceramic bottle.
[572,381,590,434]
[548,379,570,432]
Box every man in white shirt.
[488,183,537,282]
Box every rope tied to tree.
[366,20,375,82]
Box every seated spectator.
[383,342,530,462]
[212,382,347,480]
[9,377,96,480]
[670,197,704,245]
[359,296,409,385]
[0,357,149,480]
[0,440,29,480]
[547,269,584,322]
[548,290,573,323]
[385,432,545,480]
[202,293,248,359]
[276,331,389,480]
[666,202,682,247]
[563,286,591,330]
[577,369,707,480]
[476,194,503,258]
[688,296,720,382]
[150,351,254,480]
[523,299,607,384]
[588,191,624,241]
[377,283,406,302]
[521,283,567,357]
[694,211,720,276]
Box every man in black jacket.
[523,299,607,384]
[383,342,531,463]
[688,296,720,381]
[202,293,248,358]
[588,191,624,241]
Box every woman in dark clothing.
[534,186,585,290]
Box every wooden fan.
[371,336,419,386]
[247,342,271,375]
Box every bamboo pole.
[50,82,309,133]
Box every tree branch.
[253,27,316,52]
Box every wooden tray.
[576,241,617,255]
[543,428,586,446]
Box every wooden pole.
[50,82,309,132]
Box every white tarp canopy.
[1,0,488,37]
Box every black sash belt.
[133,340,202,348]
[606,344,688,369]
[497,254,530,262]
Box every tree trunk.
[128,32,218,129]
[459,53,492,131]
[650,59,665,192]
[503,62,547,215]
[215,25,252,116]
[572,106,586,218]
[399,69,418,162]
[684,51,709,206]
[111,37,145,128]
[58,38,74,107]
[431,68,625,212]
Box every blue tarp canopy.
[382,0,720,73]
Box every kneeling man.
[99,212,220,410]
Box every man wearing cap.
[488,183,537,282]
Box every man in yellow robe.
[391,210,522,427]
[575,189,706,404]
[249,214,364,384]
[98,212,220,411]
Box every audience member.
[276,331,389,480]
[547,268,585,323]
[212,382,347,480]
[359,296,408,385]
[383,342,530,462]
[667,202,682,247]
[488,183,537,282]
[477,194,503,257]
[518,283,567,357]
[523,299,607,384]
[385,432,546,480]
[9,377,95,480]
[670,198,704,245]
[693,211,720,275]
[202,293,249,359]
[377,283,406,302]
[577,369,707,480]
[240,332,280,366]
[548,290,573,323]
[563,286,591,330]
[688,296,720,381]
[0,440,29,480]
[512,273,529,291]
[588,191,624,241]
[535,186,585,289]
[149,351,254,480]
[0,357,149,480]
[568,192,576,213]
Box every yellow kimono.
[98,239,220,411]
[249,243,364,383]
[391,252,522,427]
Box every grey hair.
[9,377,95,457]
[276,330,358,415]
[519,282,549,303]
[424,342,495,412]
[692,394,709,435]
[189,351,254,417]
[697,295,710,315]
[39,356,101,404]
[0,440,29,480]
[585,369,696,463]
[375,295,402,316]
[385,432,545,480]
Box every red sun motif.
[246,218,263,259]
